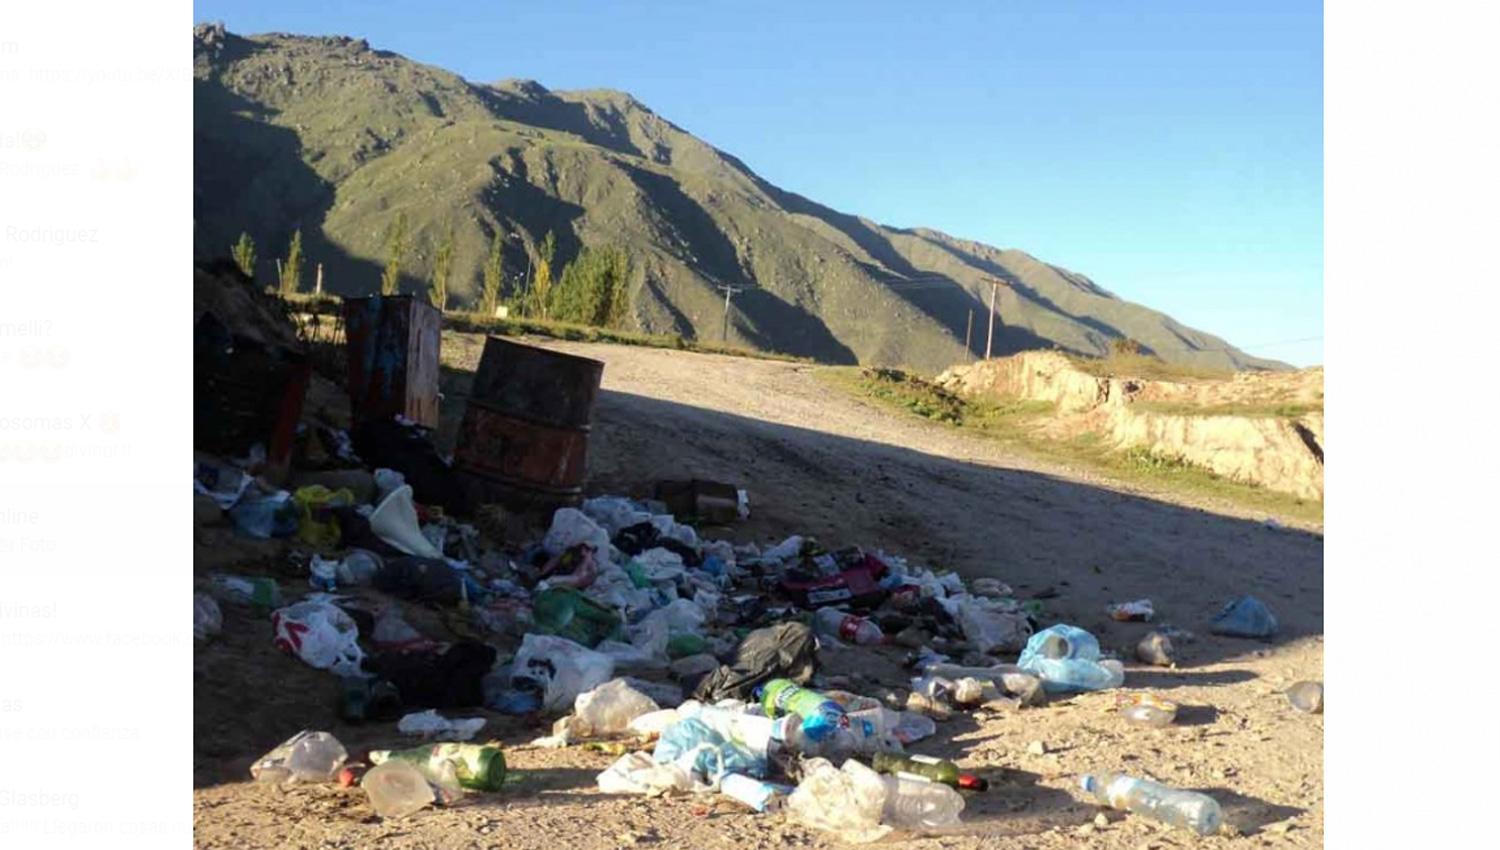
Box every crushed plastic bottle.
[1286,681,1323,713]
[1116,693,1178,727]
[250,730,348,783]
[881,772,966,830]
[1136,631,1176,667]
[1080,773,1223,836]
[813,608,886,645]
[361,758,464,818]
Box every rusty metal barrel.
[454,336,605,510]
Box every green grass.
[1067,351,1235,382]
[1131,400,1322,419]
[821,366,1323,525]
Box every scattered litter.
[193,593,222,642]
[250,730,348,784]
[397,709,487,740]
[1210,596,1279,639]
[1107,598,1155,622]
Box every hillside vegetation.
[193,24,1284,373]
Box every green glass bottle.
[872,752,988,790]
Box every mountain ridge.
[192,24,1286,372]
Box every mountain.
[192,25,1285,372]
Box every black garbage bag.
[352,417,469,515]
[373,556,466,605]
[612,520,702,566]
[368,640,497,709]
[692,621,817,702]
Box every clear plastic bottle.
[1079,773,1223,836]
[1286,681,1323,713]
[361,760,438,818]
[1136,631,1176,667]
[813,608,886,645]
[249,730,348,783]
[881,773,966,830]
[1117,693,1178,727]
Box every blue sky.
[196,1,1323,366]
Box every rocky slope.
[193,24,1284,373]
[937,353,1324,500]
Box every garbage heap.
[193,270,1290,840]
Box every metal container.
[194,312,310,476]
[454,337,605,509]
[343,295,442,429]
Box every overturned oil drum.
[454,336,604,510]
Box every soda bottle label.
[910,755,942,766]
[896,771,935,784]
[838,615,862,642]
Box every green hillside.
[193,25,1284,372]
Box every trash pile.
[195,272,1310,839]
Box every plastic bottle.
[1286,681,1323,713]
[919,662,1045,706]
[1136,631,1175,667]
[759,680,848,742]
[369,743,507,791]
[881,773,966,830]
[249,730,348,783]
[1117,693,1178,727]
[1079,773,1223,836]
[813,608,886,645]
[872,752,988,790]
[361,760,437,818]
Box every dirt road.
[194,336,1323,849]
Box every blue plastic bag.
[229,491,299,539]
[1210,596,1278,639]
[1017,624,1124,693]
[653,717,763,783]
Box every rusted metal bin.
[454,336,605,509]
[343,294,442,429]
[194,312,311,478]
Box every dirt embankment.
[935,353,1324,501]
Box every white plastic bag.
[786,758,893,843]
[397,709,487,741]
[573,679,661,737]
[542,508,612,559]
[628,708,681,738]
[270,601,365,676]
[581,496,653,536]
[951,595,1033,654]
[596,751,694,796]
[635,548,686,582]
[510,633,615,713]
[193,592,223,642]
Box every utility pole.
[717,284,744,343]
[985,280,998,360]
[965,308,974,361]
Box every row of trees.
[232,220,633,330]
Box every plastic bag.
[1210,596,1278,638]
[193,592,222,642]
[634,548,687,583]
[628,708,681,738]
[573,679,661,737]
[229,490,298,539]
[950,595,1033,654]
[653,717,761,785]
[542,508,612,559]
[270,601,365,677]
[396,709,487,741]
[249,730,348,783]
[1016,624,1124,693]
[532,587,623,648]
[581,496,653,536]
[785,758,893,843]
[694,621,817,702]
[293,485,356,547]
[510,633,615,713]
[597,751,695,797]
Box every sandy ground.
[193,336,1323,849]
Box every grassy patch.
[822,366,1323,525]
[1068,351,1235,382]
[1131,400,1323,419]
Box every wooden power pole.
[717,284,744,343]
[985,280,998,360]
